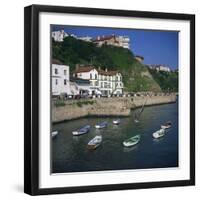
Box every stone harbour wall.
[52,94,177,123]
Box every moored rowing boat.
[113,119,120,125]
[52,131,58,138]
[72,125,91,136]
[95,121,108,129]
[161,121,172,129]
[87,135,102,150]
[152,129,165,139]
[123,135,141,147]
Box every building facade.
[52,30,69,42]
[52,30,130,49]
[155,65,171,72]
[93,35,130,49]
[74,66,124,95]
[52,59,70,96]
[69,77,91,96]
[148,64,171,72]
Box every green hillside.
[148,68,178,92]
[52,37,162,92]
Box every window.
[95,74,97,79]
[64,69,67,75]
[55,68,58,74]
[90,73,92,79]
[55,79,58,85]
[64,79,67,85]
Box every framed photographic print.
[24,4,195,195]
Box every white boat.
[95,121,108,129]
[123,135,141,147]
[72,125,91,136]
[87,135,102,150]
[134,118,139,123]
[152,129,165,139]
[113,119,120,125]
[52,131,58,138]
[161,121,172,129]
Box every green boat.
[123,135,141,147]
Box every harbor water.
[52,101,178,173]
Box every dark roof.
[75,66,96,73]
[52,59,64,65]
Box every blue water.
[52,101,178,173]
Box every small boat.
[123,135,141,147]
[152,129,165,139]
[72,125,91,136]
[134,118,139,123]
[113,119,120,125]
[87,135,102,150]
[52,131,58,138]
[161,121,172,129]
[95,121,108,129]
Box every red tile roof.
[52,58,64,65]
[75,66,96,73]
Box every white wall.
[0,0,199,200]
[52,64,70,95]
[77,69,98,80]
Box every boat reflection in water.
[123,144,139,153]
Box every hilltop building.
[52,59,71,96]
[74,65,124,95]
[52,30,69,42]
[92,35,130,49]
[135,55,144,63]
[78,36,93,42]
[52,30,92,42]
[148,64,171,72]
[52,30,130,49]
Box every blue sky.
[52,25,178,70]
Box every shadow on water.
[52,102,178,173]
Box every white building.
[148,64,171,72]
[52,59,71,96]
[117,35,130,49]
[93,35,130,49]
[78,36,93,42]
[74,66,124,95]
[52,30,69,42]
[70,78,91,96]
[52,29,92,42]
[156,65,171,72]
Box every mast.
[135,98,148,120]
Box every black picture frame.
[24,4,195,196]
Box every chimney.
[98,66,101,70]
[105,68,108,72]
